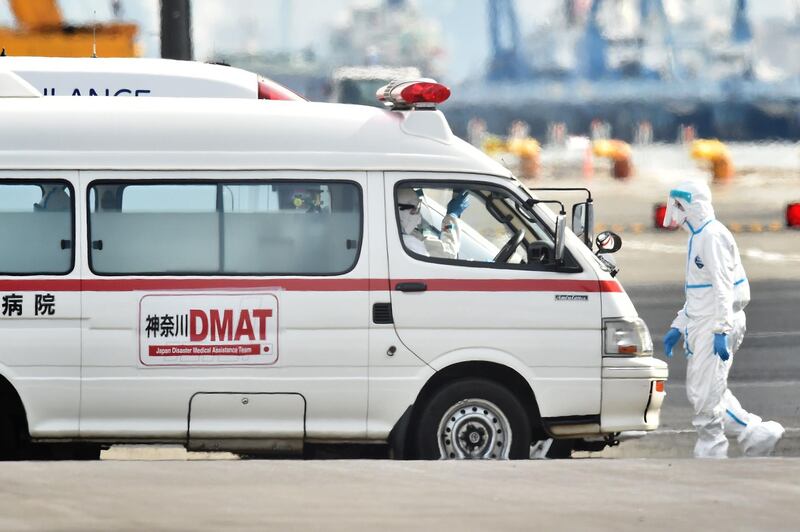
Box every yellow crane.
[0,0,138,57]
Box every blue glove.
[446,190,470,218]
[713,333,730,361]
[663,328,681,358]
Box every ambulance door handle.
[396,282,427,293]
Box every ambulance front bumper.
[600,357,668,433]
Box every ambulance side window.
[122,185,217,212]
[397,183,554,269]
[88,180,362,275]
[89,183,219,274]
[0,181,74,275]
[221,183,360,275]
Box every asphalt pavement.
[1,459,799,531]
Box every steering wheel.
[493,229,524,263]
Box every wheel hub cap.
[437,398,512,459]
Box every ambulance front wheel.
[415,378,531,460]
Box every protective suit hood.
[663,180,716,233]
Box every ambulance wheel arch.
[0,373,29,459]
[0,372,103,461]
[396,360,545,459]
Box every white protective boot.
[723,390,785,457]
[739,420,785,457]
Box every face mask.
[399,210,422,235]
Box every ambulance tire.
[65,444,103,461]
[0,412,19,460]
[415,378,531,460]
[40,443,102,461]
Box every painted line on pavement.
[745,331,800,339]
[742,248,800,264]
[651,428,800,435]
[623,240,685,254]
[595,222,794,235]
[624,240,800,263]
[664,380,800,389]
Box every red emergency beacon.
[376,79,451,110]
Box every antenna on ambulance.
[92,10,98,58]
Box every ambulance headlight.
[603,318,653,357]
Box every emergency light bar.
[376,79,451,110]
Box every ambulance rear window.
[87,180,362,276]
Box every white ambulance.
[0,71,666,460]
[0,56,304,100]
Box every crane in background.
[486,0,531,81]
[731,0,752,44]
[455,0,798,143]
[0,0,138,57]
[578,0,609,79]
[639,0,679,79]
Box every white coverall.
[397,188,462,259]
[664,180,784,458]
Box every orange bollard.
[592,139,633,180]
[481,135,541,180]
[507,138,541,180]
[613,157,632,179]
[690,139,734,184]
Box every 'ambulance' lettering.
[46,88,152,97]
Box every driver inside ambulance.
[397,187,469,259]
[34,185,71,212]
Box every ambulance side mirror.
[571,201,594,250]
[555,214,567,263]
[595,231,622,255]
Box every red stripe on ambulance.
[0,278,623,293]
[391,279,623,293]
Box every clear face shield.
[663,189,692,229]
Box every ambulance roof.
[0,96,513,178]
[1,57,257,98]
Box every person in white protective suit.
[662,180,785,458]
[397,187,469,259]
